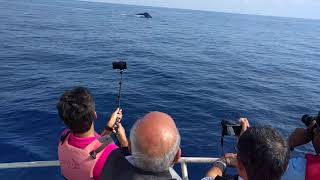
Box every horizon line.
[79,0,320,21]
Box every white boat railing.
[0,160,59,169]
[178,157,218,180]
[0,157,219,180]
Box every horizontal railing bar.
[0,161,59,169]
[0,157,219,169]
[178,157,219,163]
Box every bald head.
[130,112,181,172]
[135,112,178,157]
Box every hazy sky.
[85,0,320,19]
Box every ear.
[94,111,97,119]
[172,148,181,164]
[237,160,248,180]
[237,159,242,170]
[128,141,132,153]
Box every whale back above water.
[136,12,152,18]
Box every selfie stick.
[117,70,123,108]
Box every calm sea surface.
[0,0,320,179]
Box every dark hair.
[57,87,95,134]
[237,127,290,180]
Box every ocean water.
[0,0,320,179]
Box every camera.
[112,61,127,70]
[112,61,127,108]
[221,120,242,136]
[301,112,320,127]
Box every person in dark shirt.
[202,118,290,180]
[100,112,182,180]
[282,118,320,180]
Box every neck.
[74,123,95,138]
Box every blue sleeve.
[282,157,306,180]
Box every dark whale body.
[136,12,152,18]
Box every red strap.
[305,154,320,180]
[93,144,118,180]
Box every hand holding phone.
[221,120,242,136]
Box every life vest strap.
[60,130,71,145]
[89,135,113,159]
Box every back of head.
[130,112,180,172]
[57,87,95,134]
[237,127,289,180]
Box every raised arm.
[101,108,122,136]
[204,153,237,180]
[203,118,249,180]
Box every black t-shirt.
[215,176,226,180]
[100,149,176,180]
[214,175,238,180]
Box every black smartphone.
[112,61,127,70]
[221,120,242,136]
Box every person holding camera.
[57,87,129,180]
[282,114,320,180]
[202,118,290,180]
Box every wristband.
[104,125,113,132]
[212,160,227,172]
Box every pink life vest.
[305,154,320,180]
[58,131,117,180]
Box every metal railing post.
[181,161,188,180]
